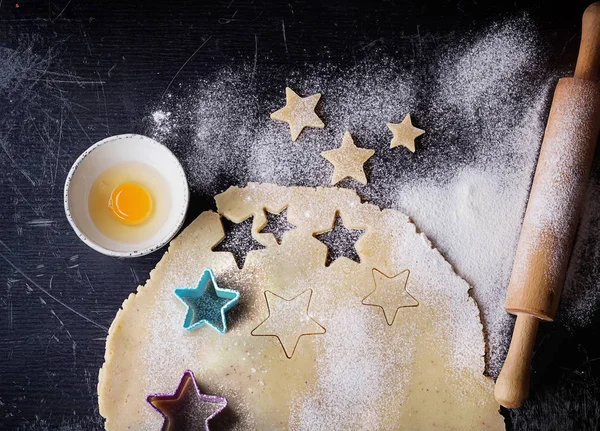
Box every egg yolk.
[109,183,153,225]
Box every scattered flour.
[144,17,600,379]
[560,164,600,326]
[150,110,173,139]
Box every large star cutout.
[251,289,326,359]
[387,114,425,153]
[362,269,419,325]
[313,211,364,267]
[174,269,240,333]
[321,131,375,185]
[212,216,265,269]
[270,87,324,141]
[147,369,227,431]
[258,208,295,245]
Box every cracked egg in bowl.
[64,134,189,257]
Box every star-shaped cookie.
[387,114,425,152]
[174,269,240,333]
[270,87,324,141]
[321,132,375,185]
[362,269,418,325]
[251,289,326,359]
[147,370,227,431]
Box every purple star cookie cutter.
[147,369,227,431]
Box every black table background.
[1,0,600,429]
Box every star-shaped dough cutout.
[387,114,425,152]
[147,369,227,431]
[251,289,326,359]
[270,87,324,141]
[174,269,240,333]
[321,132,375,185]
[362,269,418,325]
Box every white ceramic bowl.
[64,134,189,257]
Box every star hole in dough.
[387,114,425,153]
[313,210,364,267]
[257,207,295,245]
[270,87,324,141]
[211,215,264,269]
[321,131,375,185]
[362,268,419,326]
[146,370,227,431]
[251,289,326,359]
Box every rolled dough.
[98,183,504,430]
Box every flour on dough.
[98,183,504,430]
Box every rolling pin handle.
[494,315,539,409]
[575,2,600,80]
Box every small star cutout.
[362,269,419,325]
[313,211,364,267]
[212,216,265,269]
[270,87,324,141]
[387,114,425,153]
[321,131,375,185]
[251,289,326,359]
[174,269,240,333]
[259,208,295,244]
[147,369,227,431]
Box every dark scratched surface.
[1,0,600,429]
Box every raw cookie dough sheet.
[98,183,503,430]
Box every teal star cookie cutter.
[174,269,240,334]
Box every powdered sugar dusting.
[561,171,600,326]
[144,17,575,378]
[150,110,173,141]
[291,305,410,430]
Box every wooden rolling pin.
[495,2,600,409]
